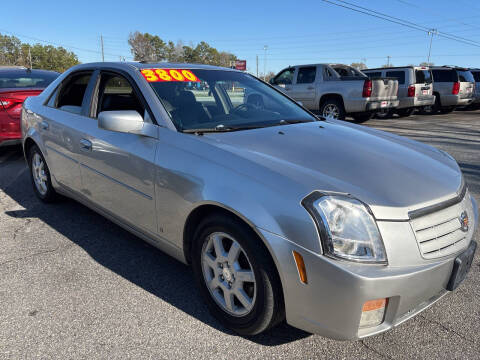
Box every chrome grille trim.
[410,189,473,260]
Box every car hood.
[201,120,463,220]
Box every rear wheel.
[28,145,58,203]
[420,95,440,115]
[375,109,393,119]
[319,98,346,120]
[192,214,284,335]
[397,108,415,117]
[351,112,373,123]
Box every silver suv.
[469,68,480,109]
[363,66,435,118]
[422,66,475,114]
[270,64,398,123]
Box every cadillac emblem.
[459,211,469,232]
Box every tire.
[191,214,285,336]
[28,145,58,203]
[375,109,393,119]
[352,112,373,123]
[420,95,440,115]
[319,98,346,120]
[440,106,455,114]
[397,108,415,118]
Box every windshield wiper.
[182,124,265,134]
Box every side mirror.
[296,101,303,107]
[98,111,157,138]
[269,78,275,85]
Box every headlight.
[302,192,387,264]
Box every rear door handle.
[80,139,92,151]
[40,121,49,130]
[307,86,315,90]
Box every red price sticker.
[140,69,200,82]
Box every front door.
[75,71,158,234]
[289,66,317,108]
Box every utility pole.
[100,34,105,62]
[263,45,268,80]
[256,55,259,77]
[427,29,438,64]
[28,48,32,69]
[387,55,391,67]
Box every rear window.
[332,66,366,78]
[432,69,458,82]
[457,70,474,83]
[472,71,480,82]
[415,69,432,84]
[0,70,59,89]
[386,71,405,85]
[365,71,382,78]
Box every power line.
[321,0,480,48]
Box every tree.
[0,33,79,72]
[129,31,237,67]
[350,62,367,70]
[381,63,393,68]
[262,71,276,82]
[419,62,434,66]
[128,31,167,62]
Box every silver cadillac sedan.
[21,62,477,340]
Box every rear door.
[39,71,95,192]
[74,70,158,234]
[414,68,433,98]
[289,66,317,108]
[457,69,475,99]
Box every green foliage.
[128,32,237,67]
[0,33,79,72]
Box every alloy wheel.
[201,232,256,317]
[322,104,340,119]
[31,153,48,195]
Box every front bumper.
[258,205,477,340]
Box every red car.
[0,67,59,147]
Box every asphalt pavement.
[0,110,479,359]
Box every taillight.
[0,97,24,119]
[452,82,460,95]
[362,79,372,97]
[407,85,416,97]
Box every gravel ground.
[0,110,479,359]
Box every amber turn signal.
[292,250,308,284]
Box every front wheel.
[192,214,284,336]
[28,145,58,202]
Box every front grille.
[410,192,472,259]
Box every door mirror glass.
[98,110,157,138]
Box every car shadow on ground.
[0,146,310,346]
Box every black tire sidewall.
[191,215,281,335]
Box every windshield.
[0,70,59,89]
[143,68,317,132]
[457,70,474,83]
[415,69,432,84]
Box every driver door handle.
[307,86,315,90]
[80,139,92,151]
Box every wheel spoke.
[227,241,241,265]
[234,288,253,310]
[203,252,217,270]
[236,270,254,283]
[223,290,235,312]
[207,277,219,291]
[212,234,227,259]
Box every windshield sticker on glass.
[140,69,199,82]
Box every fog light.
[360,298,387,328]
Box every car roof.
[364,66,428,71]
[69,61,240,72]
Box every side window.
[364,71,382,78]
[274,68,294,85]
[386,71,405,85]
[96,73,145,119]
[296,67,316,84]
[432,70,457,82]
[55,72,92,114]
[323,67,335,79]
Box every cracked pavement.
[0,110,479,359]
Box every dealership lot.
[0,111,479,359]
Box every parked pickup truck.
[270,64,399,122]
